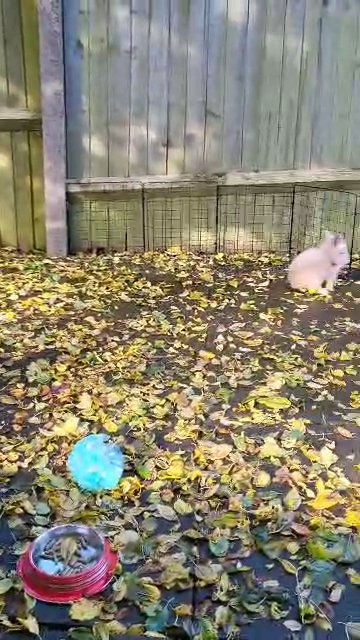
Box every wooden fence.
[64,0,360,180]
[2,1,360,255]
[0,0,45,251]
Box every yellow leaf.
[103,418,119,433]
[174,498,193,515]
[198,440,233,460]
[17,615,39,635]
[198,350,215,361]
[0,395,17,405]
[53,413,79,436]
[158,457,184,480]
[278,559,297,575]
[307,479,339,510]
[319,445,338,468]
[345,510,360,529]
[77,392,93,410]
[253,470,271,488]
[347,568,360,585]
[259,437,285,459]
[257,396,291,410]
[70,598,103,621]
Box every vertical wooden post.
[38,0,67,256]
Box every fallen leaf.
[70,599,103,621]
[259,437,285,459]
[283,487,302,511]
[0,578,13,594]
[283,620,302,632]
[307,479,340,510]
[17,615,39,636]
[319,444,338,468]
[155,504,178,521]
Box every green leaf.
[145,607,170,633]
[0,578,13,594]
[209,538,230,557]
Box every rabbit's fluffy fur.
[288,231,349,294]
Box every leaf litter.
[0,249,359,638]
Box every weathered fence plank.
[29,131,45,250]
[258,0,287,170]
[38,0,67,256]
[222,0,249,171]
[203,0,227,171]
[241,0,267,170]
[348,9,360,168]
[88,0,109,177]
[108,0,131,177]
[129,0,150,175]
[294,0,322,169]
[167,0,189,174]
[0,0,44,251]
[64,0,90,178]
[310,0,341,167]
[184,0,207,172]
[276,0,305,169]
[332,1,359,166]
[147,0,170,175]
[0,2,19,247]
[12,132,34,251]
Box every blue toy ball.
[68,434,124,492]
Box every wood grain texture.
[183,0,207,173]
[348,9,360,168]
[258,0,287,170]
[63,0,360,179]
[89,0,109,177]
[167,0,189,174]
[29,131,46,250]
[222,0,249,171]
[1,0,26,108]
[147,0,170,175]
[38,0,67,255]
[203,0,227,171]
[276,0,305,169]
[108,0,131,176]
[241,0,267,170]
[64,0,90,178]
[12,131,34,251]
[294,0,322,169]
[310,0,341,167]
[332,1,359,166]
[0,3,17,246]
[129,0,150,176]
[0,108,41,131]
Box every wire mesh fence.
[67,185,360,265]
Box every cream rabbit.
[288,231,349,294]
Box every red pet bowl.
[17,524,118,603]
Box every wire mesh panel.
[217,187,294,253]
[66,183,360,263]
[291,187,359,257]
[68,193,143,252]
[144,186,217,252]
